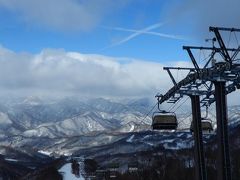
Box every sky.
[0,0,191,61]
[0,0,239,101]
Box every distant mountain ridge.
[0,96,239,156]
[0,97,152,139]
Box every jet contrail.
[102,26,186,40]
[101,23,164,50]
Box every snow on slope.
[0,112,12,127]
[2,97,240,156]
[23,115,106,138]
[19,97,152,138]
[126,135,135,143]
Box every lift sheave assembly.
[151,26,240,180]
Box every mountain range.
[0,96,239,179]
[0,96,238,156]
[0,96,153,155]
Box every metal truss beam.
[209,27,240,32]
[185,48,200,72]
[159,63,240,104]
[166,69,177,86]
[209,27,232,63]
[163,67,196,70]
[183,46,238,52]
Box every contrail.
[103,26,186,40]
[101,23,164,50]
[101,23,186,51]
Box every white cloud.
[167,0,240,38]
[186,0,240,28]
[0,45,181,98]
[0,45,239,105]
[0,0,131,31]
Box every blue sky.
[0,0,239,62]
[0,0,239,99]
[0,0,194,62]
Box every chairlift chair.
[190,118,213,133]
[152,110,178,130]
[190,106,213,133]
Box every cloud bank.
[186,0,240,28]
[169,0,240,37]
[0,0,131,31]
[0,46,184,98]
[0,46,238,106]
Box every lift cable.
[168,97,182,112]
[178,113,192,129]
[173,96,190,113]
[175,101,192,128]
[201,49,206,65]
[234,31,239,46]
[227,31,232,49]
[140,102,158,125]
[233,32,240,61]
[167,102,176,112]
[198,49,202,65]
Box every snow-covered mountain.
[0,97,151,138]
[0,97,153,154]
[0,96,239,157]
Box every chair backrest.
[152,112,178,130]
[153,114,177,124]
[201,120,213,131]
[190,119,213,132]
